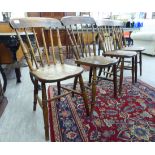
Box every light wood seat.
[61,16,119,107]
[104,50,137,57]
[31,64,83,82]
[122,46,145,51]
[10,17,89,141]
[75,56,118,67]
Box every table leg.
[119,58,124,94]
[0,65,7,93]
[113,64,117,98]
[12,48,21,83]
[15,67,21,83]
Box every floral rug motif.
[48,78,155,142]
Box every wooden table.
[0,32,34,92]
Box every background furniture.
[0,78,8,117]
[0,31,34,91]
[0,22,34,91]
[27,12,76,59]
[27,12,76,45]
[0,22,23,64]
[131,19,155,56]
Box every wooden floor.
[0,54,155,141]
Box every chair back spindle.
[10,17,64,71]
[61,16,97,59]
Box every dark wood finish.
[27,12,76,19]
[0,79,4,103]
[10,17,89,141]
[0,79,8,117]
[0,65,7,92]
[0,22,24,63]
[0,32,34,86]
[61,16,119,107]
[0,22,26,87]
[27,12,41,17]
[0,96,8,117]
[27,12,76,47]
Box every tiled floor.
[0,54,155,141]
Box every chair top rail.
[10,17,62,29]
[61,16,96,26]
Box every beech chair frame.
[61,16,119,110]
[97,23,138,93]
[10,17,89,141]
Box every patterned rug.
[48,78,155,142]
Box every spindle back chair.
[10,17,89,141]
[61,16,119,108]
[115,26,145,76]
[97,23,138,93]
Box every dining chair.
[116,27,145,76]
[9,17,89,141]
[61,16,119,109]
[96,22,138,94]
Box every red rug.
[48,78,155,142]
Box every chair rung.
[97,76,113,81]
[39,91,72,103]
[61,86,81,95]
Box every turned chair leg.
[113,64,117,98]
[78,74,89,116]
[41,82,49,141]
[72,76,78,97]
[57,81,61,96]
[135,55,137,83]
[139,51,142,76]
[92,67,97,104]
[119,58,124,94]
[33,78,38,111]
[89,67,93,84]
[132,57,135,84]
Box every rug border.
[48,86,88,142]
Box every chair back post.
[15,29,34,70]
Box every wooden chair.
[97,23,138,94]
[9,17,89,141]
[61,16,119,108]
[116,27,145,76]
